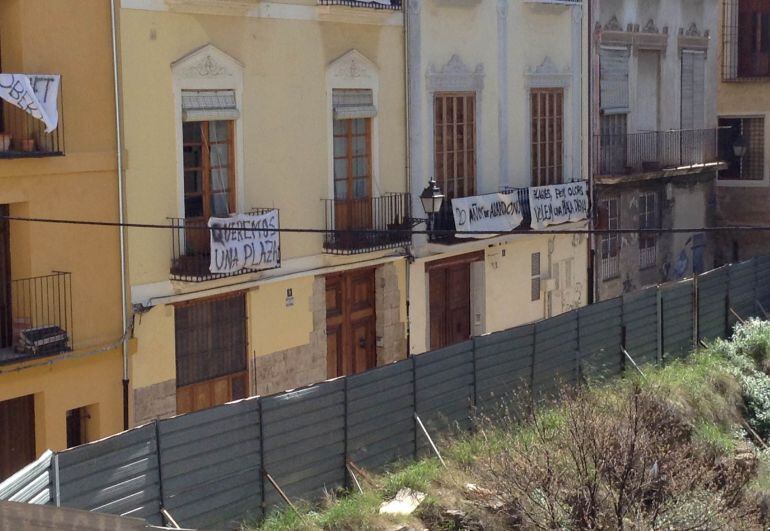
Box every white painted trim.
[121,0,404,26]
[497,0,510,188]
[171,44,246,217]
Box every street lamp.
[419,178,445,232]
[733,134,748,159]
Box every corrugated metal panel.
[756,256,770,313]
[56,424,162,525]
[347,362,415,471]
[158,397,262,529]
[579,298,623,380]
[534,311,579,395]
[729,260,757,324]
[261,380,346,508]
[662,280,695,361]
[414,341,474,452]
[698,266,728,342]
[474,324,534,410]
[623,287,659,366]
[0,450,53,504]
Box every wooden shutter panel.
[681,51,705,130]
[600,46,630,113]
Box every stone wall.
[133,379,176,426]
[252,277,327,396]
[375,263,407,366]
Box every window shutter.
[182,90,239,122]
[600,46,630,114]
[333,89,377,120]
[681,51,705,130]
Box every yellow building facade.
[119,0,411,425]
[0,0,125,480]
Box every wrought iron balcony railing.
[169,208,280,282]
[594,128,720,177]
[0,272,73,360]
[323,193,411,255]
[0,79,65,159]
[318,0,402,9]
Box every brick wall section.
[133,379,176,426]
[375,263,407,366]
[252,277,327,396]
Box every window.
[182,120,235,220]
[681,51,706,131]
[66,406,90,448]
[531,88,564,186]
[600,197,620,280]
[718,117,765,180]
[531,252,541,302]
[599,114,628,175]
[333,117,372,201]
[175,293,248,414]
[739,0,770,78]
[434,92,476,199]
[639,192,658,270]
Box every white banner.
[208,210,280,274]
[0,74,60,133]
[451,193,525,239]
[529,181,589,230]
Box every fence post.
[154,420,165,521]
[693,273,699,348]
[343,377,349,490]
[530,324,538,394]
[620,325,627,375]
[657,286,664,366]
[725,269,731,338]
[258,398,266,517]
[411,356,418,460]
[471,340,478,410]
[575,311,582,386]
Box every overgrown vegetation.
[246,320,770,530]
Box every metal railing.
[323,193,411,255]
[0,81,65,159]
[10,272,73,353]
[430,188,531,244]
[169,208,279,282]
[640,243,657,270]
[594,128,720,176]
[317,0,402,9]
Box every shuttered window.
[174,293,247,388]
[434,92,476,199]
[531,88,564,186]
[600,46,630,114]
[333,89,377,120]
[182,90,239,122]
[738,0,770,78]
[681,51,706,131]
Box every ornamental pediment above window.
[171,44,244,83]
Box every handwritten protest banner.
[0,74,60,133]
[208,210,280,274]
[452,192,525,238]
[528,181,589,230]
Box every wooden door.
[0,395,35,482]
[176,371,248,415]
[429,262,471,350]
[326,269,376,378]
[0,205,10,349]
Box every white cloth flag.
[528,181,589,230]
[451,193,524,239]
[0,74,61,133]
[209,210,280,274]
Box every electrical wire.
[2,214,770,236]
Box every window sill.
[716,178,769,188]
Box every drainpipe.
[109,0,130,430]
[404,0,412,356]
[587,0,596,305]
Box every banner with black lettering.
[209,210,280,274]
[451,192,524,239]
[0,74,60,133]
[528,181,589,230]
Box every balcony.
[429,188,531,244]
[0,272,73,363]
[323,193,411,255]
[0,79,65,159]
[169,208,280,282]
[594,128,720,177]
[317,0,402,9]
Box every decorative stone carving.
[497,0,508,18]
[643,19,659,34]
[171,43,242,80]
[328,49,377,83]
[684,23,701,37]
[605,15,623,32]
[426,54,484,92]
[526,56,570,88]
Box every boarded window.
[531,88,564,186]
[175,293,247,388]
[639,191,658,270]
[434,92,476,199]
[600,46,630,113]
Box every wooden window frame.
[600,197,621,281]
[333,117,373,200]
[182,120,236,220]
[434,92,476,199]
[638,191,658,270]
[531,88,564,187]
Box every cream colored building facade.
[405,0,589,355]
[119,0,410,425]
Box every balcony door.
[0,205,10,349]
[0,395,35,482]
[333,117,372,247]
[182,120,235,255]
